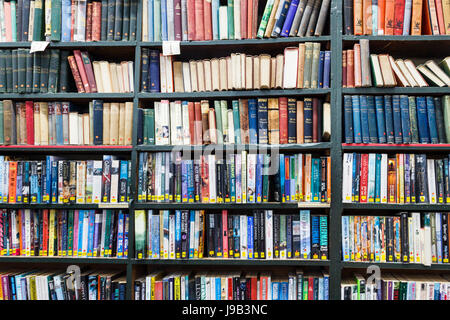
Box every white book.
[142,0,148,41]
[182,62,192,92]
[226,57,232,89]
[296,154,303,201]
[227,110,235,145]
[68,112,79,145]
[160,54,167,93]
[24,209,31,256]
[404,59,428,87]
[28,1,35,41]
[76,161,86,204]
[412,212,421,263]
[233,0,241,39]
[247,153,256,203]
[388,56,411,87]
[75,1,87,41]
[154,153,161,201]
[182,102,191,145]
[235,153,242,203]
[427,159,437,203]
[240,215,247,259]
[172,101,183,145]
[265,210,273,259]
[204,60,212,91]
[241,151,247,203]
[205,276,211,300]
[165,153,170,200]
[425,60,450,86]
[92,160,103,203]
[165,57,174,93]
[218,6,228,39]
[110,160,119,203]
[128,61,134,92]
[167,0,175,40]
[240,54,246,90]
[0,0,5,42]
[155,100,170,145]
[423,214,432,266]
[82,211,90,256]
[283,48,299,89]
[408,217,414,262]
[78,114,83,145]
[189,60,198,92]
[342,153,353,203]
[208,155,216,203]
[169,213,175,259]
[380,154,388,203]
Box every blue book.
[399,95,411,143]
[312,158,320,202]
[375,154,381,202]
[87,211,95,256]
[426,96,439,143]
[175,210,181,258]
[280,282,288,300]
[359,95,370,143]
[272,282,280,300]
[392,95,403,144]
[16,163,22,203]
[116,211,124,257]
[384,95,395,143]
[272,0,292,37]
[311,215,320,258]
[211,0,220,40]
[181,161,187,202]
[187,160,194,202]
[123,214,129,258]
[232,100,241,144]
[55,103,64,145]
[93,100,103,145]
[44,156,52,203]
[318,277,324,300]
[344,95,354,143]
[374,96,386,143]
[215,277,221,299]
[119,160,128,203]
[257,99,268,144]
[280,0,299,36]
[279,154,285,202]
[77,211,85,255]
[247,216,253,259]
[323,51,331,89]
[248,99,258,144]
[416,96,430,143]
[323,274,329,300]
[61,0,72,42]
[371,0,378,34]
[284,156,290,202]
[317,51,325,88]
[160,0,168,40]
[151,214,160,258]
[189,211,195,258]
[255,154,263,203]
[149,50,160,92]
[148,0,154,41]
[351,95,362,143]
[402,0,412,35]
[303,98,313,142]
[367,96,378,143]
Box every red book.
[278,97,288,144]
[194,102,203,144]
[25,101,34,145]
[92,2,102,41]
[203,0,213,40]
[435,0,446,34]
[312,98,319,143]
[250,276,257,300]
[347,49,355,88]
[86,2,93,41]
[241,0,248,38]
[42,210,48,255]
[393,0,406,35]
[80,51,98,93]
[200,156,209,202]
[247,0,253,39]
[67,55,85,93]
[71,0,77,41]
[188,102,195,144]
[222,210,228,258]
[154,282,163,300]
[342,50,347,87]
[187,0,196,40]
[227,277,233,300]
[308,277,314,300]
[252,0,259,38]
[174,0,183,40]
[73,50,91,93]
[194,0,205,40]
[359,154,369,203]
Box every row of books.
[137,152,331,203]
[0,0,138,42]
[137,98,330,146]
[0,49,70,93]
[0,156,131,204]
[134,209,328,260]
[134,270,329,300]
[342,153,450,204]
[141,45,331,93]
[343,0,450,35]
[0,269,126,300]
[0,209,128,259]
[342,212,450,265]
[343,95,450,144]
[0,100,133,146]
[69,50,134,93]
[341,273,450,300]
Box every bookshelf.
[0,0,448,301]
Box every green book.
[32,52,41,93]
[262,154,270,202]
[408,96,419,143]
[5,50,12,93]
[439,57,450,77]
[104,210,112,257]
[153,0,161,41]
[47,49,60,93]
[232,100,241,144]
[0,101,4,145]
[67,210,74,256]
[143,109,149,144]
[33,0,44,41]
[17,49,26,93]
[0,50,6,93]
[257,0,274,38]
[134,210,146,259]
[434,96,447,143]
[220,100,228,143]
[227,0,234,39]
[302,278,308,300]
[303,42,313,88]
[443,95,450,143]
[107,0,116,41]
[114,0,123,40]
[59,50,70,92]
[310,43,321,89]
[11,1,17,42]
[25,51,33,93]
[148,108,155,145]
[12,50,18,93]
[50,0,62,41]
[122,0,130,40]
[40,50,50,93]
[214,101,223,144]
[101,0,108,40]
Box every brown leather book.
[278,97,288,144]
[342,50,347,88]
[267,98,279,145]
[200,100,210,144]
[80,51,98,93]
[296,100,304,144]
[67,55,85,93]
[239,99,250,144]
[92,1,102,41]
[194,102,203,144]
[73,50,91,93]
[347,49,355,88]
[188,102,195,144]
[297,43,305,89]
[3,100,14,145]
[410,0,423,35]
[173,61,185,92]
[86,2,93,42]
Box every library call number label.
[182,304,269,318]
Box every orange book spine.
[410,0,423,35]
[378,0,386,34]
[363,0,373,34]
[247,0,253,39]
[384,0,396,34]
[347,49,355,88]
[434,0,446,34]
[353,44,362,87]
[342,50,347,87]
[8,162,17,204]
[354,0,364,34]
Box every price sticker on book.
[30,41,50,53]
[162,41,181,56]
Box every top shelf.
[342,35,450,41]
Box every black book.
[5,50,12,93]
[18,49,26,92]
[292,215,300,258]
[287,215,293,259]
[25,50,33,93]
[122,0,130,40]
[193,160,201,202]
[287,98,297,143]
[12,49,18,93]
[129,0,138,40]
[114,0,123,40]
[48,49,60,93]
[195,276,201,300]
[216,161,222,202]
[40,50,51,93]
[215,213,222,257]
[140,48,149,92]
[137,108,144,144]
[175,155,182,202]
[69,161,77,204]
[22,0,31,41]
[188,277,195,300]
[239,278,246,300]
[273,214,280,258]
[17,0,23,41]
[207,213,215,257]
[223,159,229,202]
[100,0,108,40]
[436,159,445,203]
[442,213,449,263]
[259,210,265,259]
[107,0,116,41]
[415,154,428,203]
[400,212,409,262]
[32,52,41,93]
[343,0,353,35]
[181,210,189,259]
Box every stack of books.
[0,155,131,204]
[141,44,331,93]
[135,209,328,260]
[0,209,129,259]
[343,0,450,35]
[68,50,134,93]
[0,100,134,146]
[0,0,138,42]
[138,152,331,204]
[135,269,329,300]
[342,153,450,204]
[342,212,450,265]
[343,95,450,144]
[137,98,331,146]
